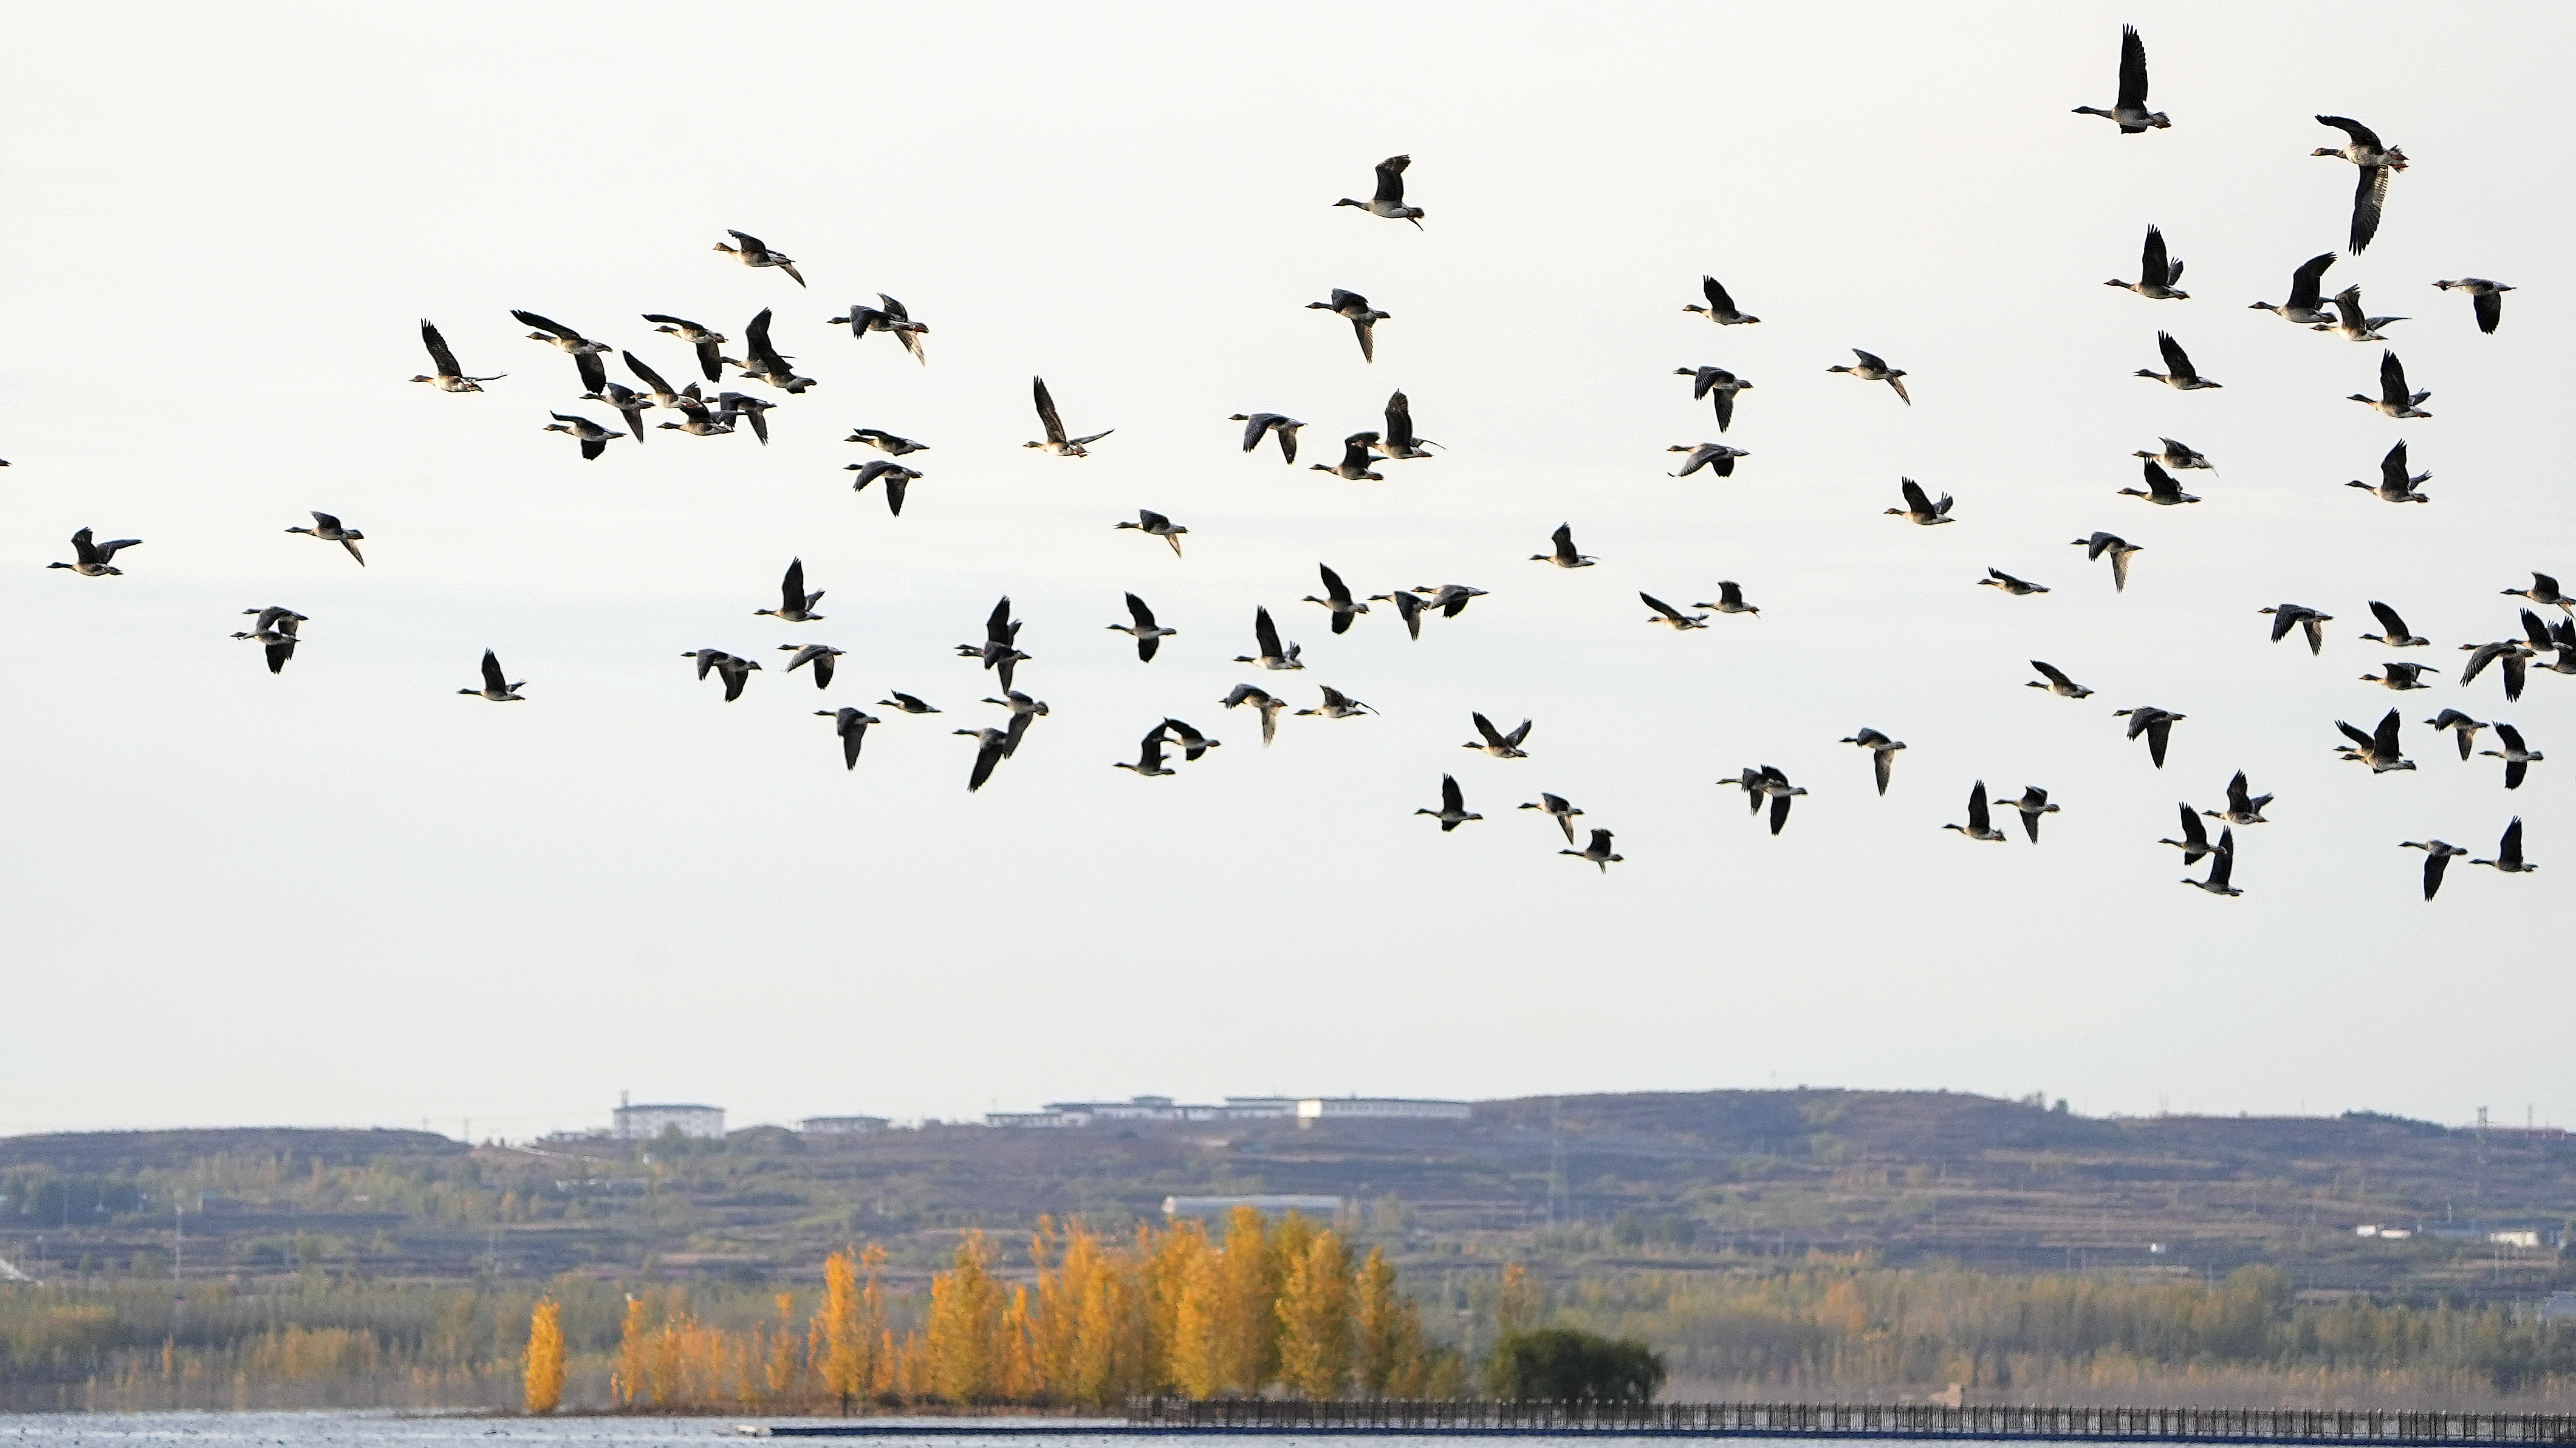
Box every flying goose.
[2458,638,2529,703]
[286,511,365,565]
[1738,766,1806,836]
[459,648,524,702]
[2183,828,2243,896]
[1230,412,1304,463]
[984,690,1050,758]
[1886,477,1954,525]
[2259,604,2332,655]
[2349,439,2430,502]
[1520,793,1585,844]
[2314,117,2405,254]
[954,596,1030,693]
[582,381,653,444]
[2136,437,2213,473]
[2072,26,2169,132]
[2433,278,2513,335]
[1464,712,1532,759]
[1674,365,1753,431]
[656,394,734,437]
[622,350,690,407]
[1684,275,1759,325]
[2480,723,2543,790]
[825,294,927,361]
[1112,725,1176,779]
[1562,828,1623,873]
[1309,289,1389,362]
[1313,432,1386,480]
[1668,442,1750,477]
[714,391,775,445]
[1026,376,1111,456]
[1828,349,1909,404]
[1371,588,1431,640]
[1417,774,1481,831]
[2136,332,2219,389]
[1114,510,1188,557]
[778,642,846,689]
[815,707,880,770]
[2351,350,2430,417]
[1641,593,1708,629]
[2120,459,2200,505]
[2113,706,2184,768]
[1533,524,1595,569]
[2425,708,2487,760]
[2313,285,2406,342]
[1942,781,2009,842]
[512,310,609,392]
[1334,155,1423,227]
[878,692,940,714]
[1978,568,2049,595]
[49,528,143,576]
[728,309,815,393]
[755,559,825,623]
[2362,602,2430,648]
[1376,390,1442,459]
[542,412,623,460]
[642,315,728,383]
[846,460,922,515]
[1412,582,1488,618]
[2071,532,2142,592]
[698,651,762,702]
[2502,572,2572,613]
[1999,786,2060,844]
[1840,728,1905,796]
[412,319,502,391]
[683,646,736,686]
[1293,684,1375,720]
[1108,592,1176,661]
[231,608,303,674]
[1160,717,1220,762]
[1303,564,1369,634]
[2106,226,2188,299]
[714,229,805,286]
[1694,581,1761,615]
[1233,606,1303,671]
[2204,771,2272,826]
[2400,839,2468,901]
[2470,817,2535,873]
[846,427,928,456]
[2335,708,2415,772]
[2361,661,2438,691]
[2027,660,2094,698]
[2159,805,2228,866]
[957,726,1012,791]
[2249,253,2340,324]
[1219,683,1287,745]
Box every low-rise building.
[1295,1096,1473,1122]
[612,1101,725,1141]
[800,1116,889,1135]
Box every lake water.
[0,1416,1144,1448]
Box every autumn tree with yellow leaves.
[521,1299,566,1415]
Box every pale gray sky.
[5,3,2566,1139]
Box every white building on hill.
[613,1099,725,1141]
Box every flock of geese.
[40,29,2555,896]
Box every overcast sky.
[5,3,2567,1142]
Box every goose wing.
[1440,773,1464,813]
[2379,350,2408,404]
[1711,381,1736,432]
[1872,747,1893,797]
[2032,660,2077,689]
[2380,441,2410,487]
[420,319,462,375]
[2206,830,2236,889]
[1338,434,1376,471]
[1967,780,1991,833]
[1373,155,1410,206]
[1640,592,1688,622]
[2499,818,2524,867]
[2116,25,2151,110]
[2140,226,2171,287]
[1503,719,1532,748]
[985,596,1014,645]
[1900,477,1935,514]
[1032,376,1067,444]
[2156,330,2193,379]
[1253,606,1284,659]
[2316,115,2383,149]
[2349,165,2389,253]
[1851,349,1888,371]
[2367,600,2411,638]
[2473,289,2502,333]
[1471,712,1506,748]
[624,350,674,400]
[2373,708,2404,754]
[1702,276,1736,312]
[2175,804,2209,850]
[1319,562,1352,606]
[2143,459,2177,499]
[1550,523,1577,561]
[511,309,576,340]
[2285,253,2336,311]
[2227,771,2253,811]
[744,308,785,370]
[779,558,806,612]
[1236,414,1275,452]
[968,733,1004,791]
[480,649,507,692]
[1383,390,1418,446]
[575,350,606,394]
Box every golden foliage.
[522,1300,565,1415]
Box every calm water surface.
[0,1419,1976,1448]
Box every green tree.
[1484,1327,1666,1402]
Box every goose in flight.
[1942,781,2009,842]
[2072,26,2169,132]
[542,412,623,460]
[957,726,1012,792]
[2113,706,2184,768]
[1464,712,1532,759]
[1112,725,1179,779]
[1562,828,1623,873]
[2433,278,2513,335]
[2119,459,2200,506]
[683,646,733,684]
[2352,351,2431,418]
[1413,582,1488,618]
[1108,592,1176,661]
[622,349,686,409]
[2458,638,2530,703]
[459,648,524,702]
[1114,510,1189,557]
[1335,155,1423,227]
[1668,442,1750,477]
[1230,412,1304,463]
[1376,390,1442,459]
[2362,601,2430,647]
[1886,477,1954,525]
[642,315,728,383]
[2400,839,2468,901]
[816,707,880,770]
[728,309,815,393]
[846,427,928,456]
[2159,805,2228,866]
[2470,818,2535,874]
[956,596,1030,693]
[984,690,1050,758]
[1417,774,1481,831]
[232,607,302,675]
[879,691,941,715]
[1313,432,1386,480]
[2106,226,2188,299]
[1828,349,1909,405]
[686,650,761,703]
[1695,581,1761,615]
[1309,289,1389,362]
[2349,439,2430,503]
[1737,766,1806,836]
[2360,661,2437,691]
[656,394,733,437]
[714,391,775,445]
[1674,365,1753,431]
[2249,253,2340,324]
[778,642,845,689]
[2204,771,2272,826]
[512,310,610,393]
[1303,564,1369,634]
[846,460,922,516]
[755,558,825,623]
[412,319,502,391]
[1293,685,1375,720]
[2314,285,2406,342]
[2071,532,2142,592]
[2136,332,2220,389]
[1641,593,1708,629]
[286,511,365,565]
[2425,708,2487,760]
[1219,683,1287,745]
[2502,572,2572,613]
[2481,723,2543,790]
[1684,275,1759,326]
[1533,524,1595,569]
[1026,376,1111,456]
[1371,588,1431,640]
[2136,437,2213,474]
[2314,117,2406,254]
[1520,793,1585,844]
[1840,728,1905,796]
[583,381,653,445]
[1233,606,1303,671]
[2183,828,2242,896]
[2335,708,2415,772]
[1978,568,2049,595]
[826,294,927,362]
[1999,786,2060,844]
[49,528,142,576]
[714,229,805,286]
[1160,717,1220,762]
[2259,603,2332,655]
[2027,661,2094,698]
